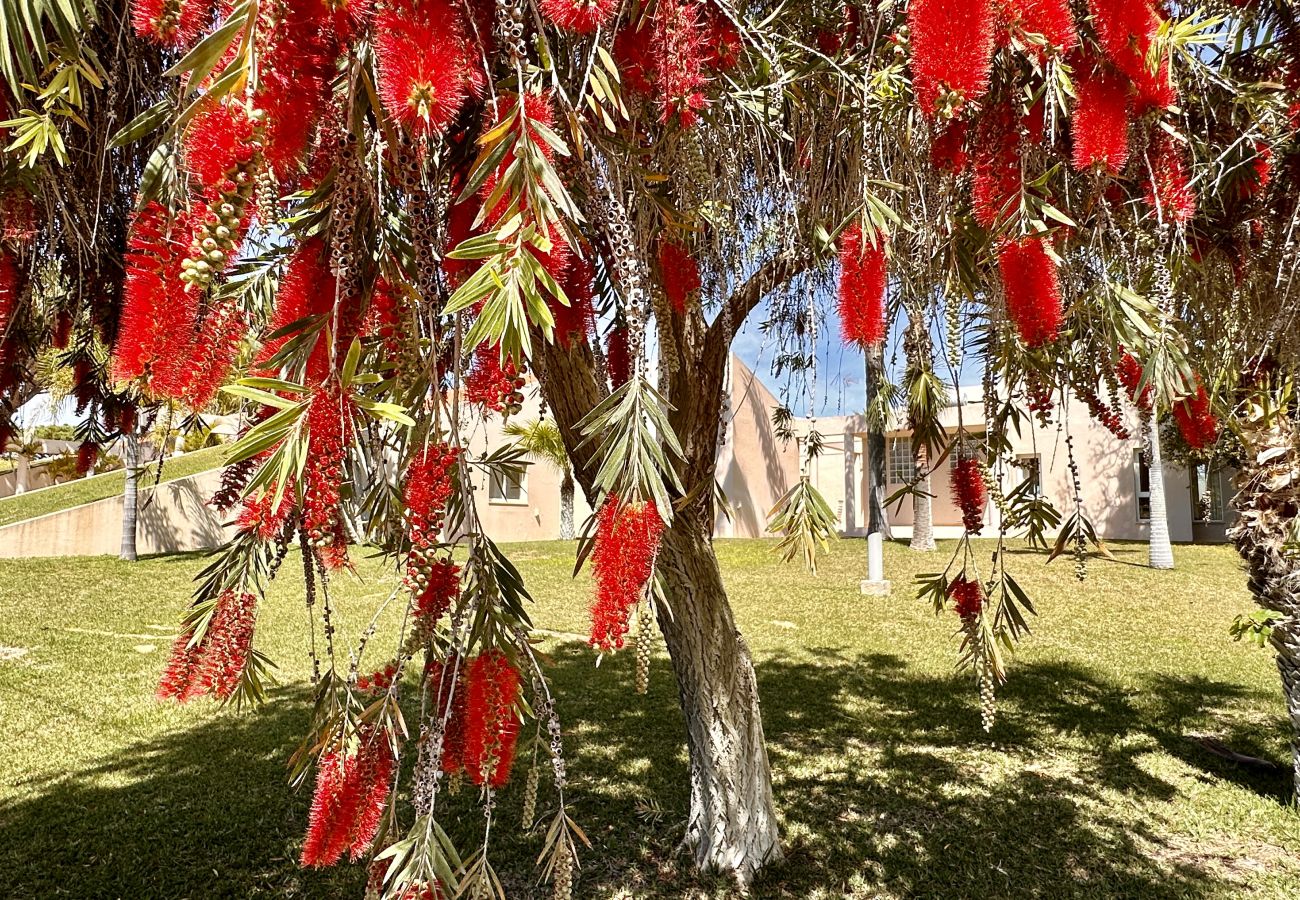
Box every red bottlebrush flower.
[257,237,336,379]
[540,0,618,33]
[0,253,16,341]
[1001,0,1077,57]
[930,121,969,174]
[702,3,743,72]
[613,25,656,96]
[0,187,40,243]
[1116,352,1153,411]
[375,0,476,139]
[131,0,213,48]
[182,101,260,191]
[414,559,460,626]
[462,650,521,787]
[112,203,191,384]
[303,381,355,558]
[907,0,997,119]
[1085,0,1173,111]
[235,482,296,540]
[51,309,74,349]
[1173,380,1218,450]
[838,224,888,348]
[157,590,258,702]
[948,577,984,621]
[1078,383,1130,439]
[658,239,701,314]
[606,324,631,388]
[255,17,338,179]
[302,730,398,868]
[465,343,523,413]
[652,0,709,126]
[972,102,1021,228]
[1236,141,1272,199]
[182,301,247,410]
[590,496,664,652]
[76,441,99,476]
[1071,64,1130,175]
[951,452,987,534]
[552,251,596,349]
[997,237,1063,348]
[403,443,461,549]
[1145,129,1196,225]
[442,194,483,285]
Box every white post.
[860,531,891,595]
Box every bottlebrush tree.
[3,0,1300,895]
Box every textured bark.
[1229,410,1300,799]
[119,430,139,562]
[559,469,575,540]
[910,443,935,551]
[865,347,891,538]
[1146,421,1175,570]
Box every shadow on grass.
[0,646,1289,899]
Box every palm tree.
[504,418,576,540]
[1145,419,1174,570]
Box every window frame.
[1133,451,1151,523]
[488,466,528,506]
[1013,453,1042,496]
[886,436,916,485]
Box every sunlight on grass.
[1,539,1298,898]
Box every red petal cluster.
[357,662,398,694]
[425,656,468,774]
[111,203,195,386]
[907,0,997,119]
[1071,64,1130,175]
[182,301,247,411]
[301,727,396,868]
[0,252,16,343]
[76,441,99,476]
[255,9,339,179]
[930,122,969,174]
[404,443,461,548]
[590,496,664,652]
[613,25,656,96]
[658,239,701,314]
[652,0,709,126]
[951,453,987,534]
[303,381,354,563]
[552,251,596,349]
[1116,353,1153,411]
[1000,0,1077,57]
[375,0,481,139]
[182,101,261,193]
[540,0,619,33]
[948,577,984,621]
[1173,381,1219,450]
[1236,141,1273,200]
[130,0,213,48]
[414,559,460,627]
[997,237,1063,348]
[1085,0,1174,110]
[157,590,258,702]
[235,482,297,540]
[606,324,631,388]
[838,224,888,348]
[466,343,523,413]
[462,649,521,787]
[972,103,1020,228]
[257,237,336,380]
[1145,129,1196,225]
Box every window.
[488,467,526,504]
[887,437,915,484]
[1013,454,1041,495]
[1194,463,1224,523]
[1133,451,1151,522]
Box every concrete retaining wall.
[0,469,232,558]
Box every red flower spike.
[606,324,631,388]
[0,253,16,342]
[1145,129,1196,225]
[1173,380,1219,450]
[375,0,476,140]
[948,577,985,621]
[300,725,395,869]
[76,441,99,476]
[652,0,709,126]
[257,237,336,380]
[972,102,1021,229]
[1001,0,1077,58]
[907,0,997,119]
[131,0,213,49]
[590,496,665,652]
[157,590,258,702]
[403,443,461,549]
[255,13,339,179]
[552,251,597,349]
[838,224,888,348]
[303,381,355,556]
[182,101,260,192]
[414,560,460,627]
[1071,64,1131,175]
[236,482,296,540]
[951,453,987,534]
[997,237,1063,348]
[111,203,191,385]
[539,0,618,33]
[466,343,523,413]
[930,122,969,174]
[462,650,521,787]
[1116,352,1153,411]
[613,25,656,96]
[425,658,469,775]
[702,4,743,72]
[658,239,701,314]
[182,301,247,411]
[1085,0,1174,111]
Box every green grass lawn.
[0,445,227,527]
[1,539,1297,899]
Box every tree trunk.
[910,443,935,551]
[1229,409,1300,799]
[15,454,29,494]
[865,347,891,538]
[120,430,139,562]
[559,468,575,540]
[1146,420,1174,570]
[654,513,781,884]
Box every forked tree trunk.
[910,443,935,551]
[1229,410,1300,799]
[1146,421,1174,570]
[559,468,575,540]
[654,514,781,883]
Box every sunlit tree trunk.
[1230,406,1300,799]
[15,453,29,494]
[910,443,935,551]
[559,468,575,540]
[865,346,891,538]
[1146,420,1174,570]
[120,429,140,562]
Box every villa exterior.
[461,359,1233,545]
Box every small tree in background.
[505,417,577,539]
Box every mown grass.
[0,445,227,527]
[1,538,1298,899]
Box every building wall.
[715,357,801,538]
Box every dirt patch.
[0,644,29,662]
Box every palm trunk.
[1229,409,1300,799]
[1146,420,1174,570]
[865,346,891,539]
[559,468,575,540]
[120,430,139,562]
[15,454,29,494]
[910,443,935,551]
[654,514,780,884]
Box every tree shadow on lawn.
[0,647,1290,899]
